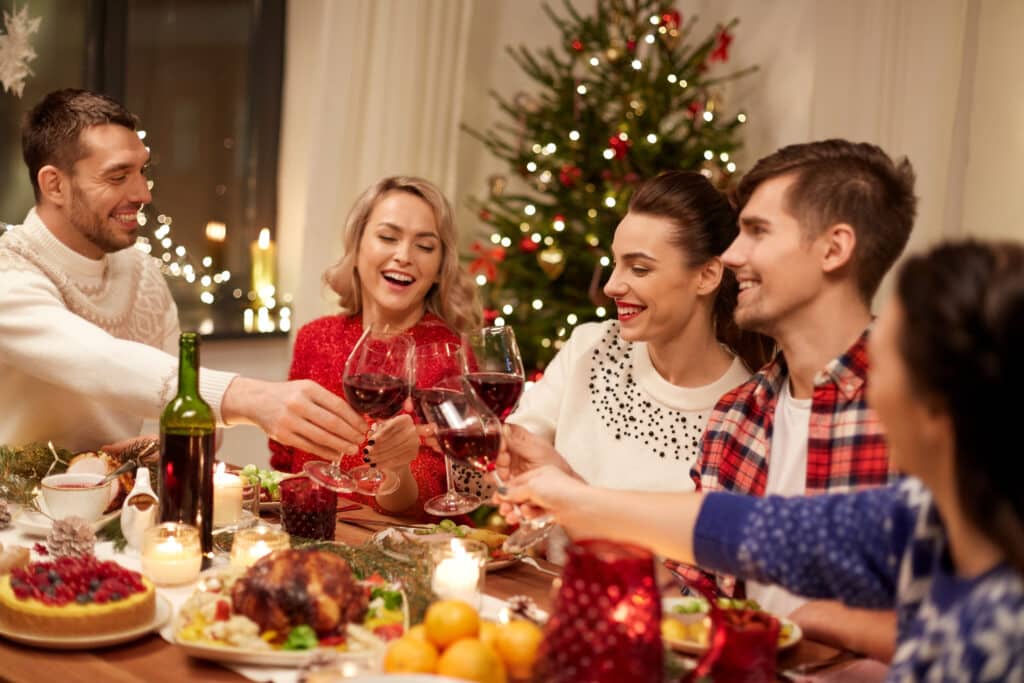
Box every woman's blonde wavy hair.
[323,176,482,333]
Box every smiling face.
[723,174,826,336]
[603,212,709,345]
[355,190,443,327]
[60,124,152,258]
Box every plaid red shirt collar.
[693,327,893,496]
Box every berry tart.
[0,556,155,637]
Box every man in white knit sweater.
[0,88,365,457]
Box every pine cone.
[0,500,11,530]
[47,516,97,558]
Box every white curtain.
[277,0,473,328]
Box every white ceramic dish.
[661,596,802,655]
[0,595,171,650]
[14,507,121,538]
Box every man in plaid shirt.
[688,139,917,661]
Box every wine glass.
[414,342,482,517]
[418,377,554,554]
[304,325,413,495]
[462,326,526,421]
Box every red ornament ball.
[661,10,682,29]
[608,135,632,160]
[520,237,540,253]
[571,38,584,52]
[559,164,582,187]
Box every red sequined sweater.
[269,313,474,519]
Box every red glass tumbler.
[280,476,337,541]
[684,571,780,682]
[534,539,663,682]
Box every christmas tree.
[464,0,755,372]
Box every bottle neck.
[177,336,201,398]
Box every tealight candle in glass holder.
[213,463,244,527]
[141,522,202,586]
[429,538,487,609]
[230,526,290,568]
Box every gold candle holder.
[230,526,290,568]
[141,522,202,586]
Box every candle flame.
[257,227,271,249]
[205,221,227,242]
[157,537,184,553]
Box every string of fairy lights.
[470,9,749,357]
[130,129,291,335]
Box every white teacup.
[40,473,113,522]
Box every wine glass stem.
[444,455,457,494]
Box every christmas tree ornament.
[711,28,734,63]
[0,499,11,529]
[609,134,632,159]
[47,516,97,558]
[468,241,507,281]
[661,9,681,29]
[570,38,584,52]
[537,246,566,280]
[0,4,42,97]
[558,164,582,187]
[519,237,540,254]
[487,174,507,197]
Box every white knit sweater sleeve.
[507,322,604,443]
[0,268,236,423]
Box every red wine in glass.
[465,372,524,421]
[304,324,413,495]
[436,426,502,472]
[344,373,410,419]
[411,386,465,425]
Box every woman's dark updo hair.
[628,171,774,371]
[896,240,1024,573]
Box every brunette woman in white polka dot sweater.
[507,172,772,494]
[501,241,1024,681]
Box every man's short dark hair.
[21,88,138,200]
[734,139,917,302]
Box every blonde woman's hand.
[364,414,419,472]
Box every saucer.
[13,508,122,538]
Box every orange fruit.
[478,620,500,651]
[494,620,543,679]
[424,599,480,649]
[436,637,507,683]
[383,636,439,673]
[405,624,429,642]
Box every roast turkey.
[231,549,368,635]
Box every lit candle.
[230,526,290,568]
[213,463,243,527]
[141,523,202,586]
[430,538,487,608]
[243,308,254,333]
[250,227,276,306]
[205,221,227,270]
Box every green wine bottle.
[158,332,215,561]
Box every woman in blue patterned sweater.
[500,240,1024,681]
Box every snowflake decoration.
[0,4,42,98]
